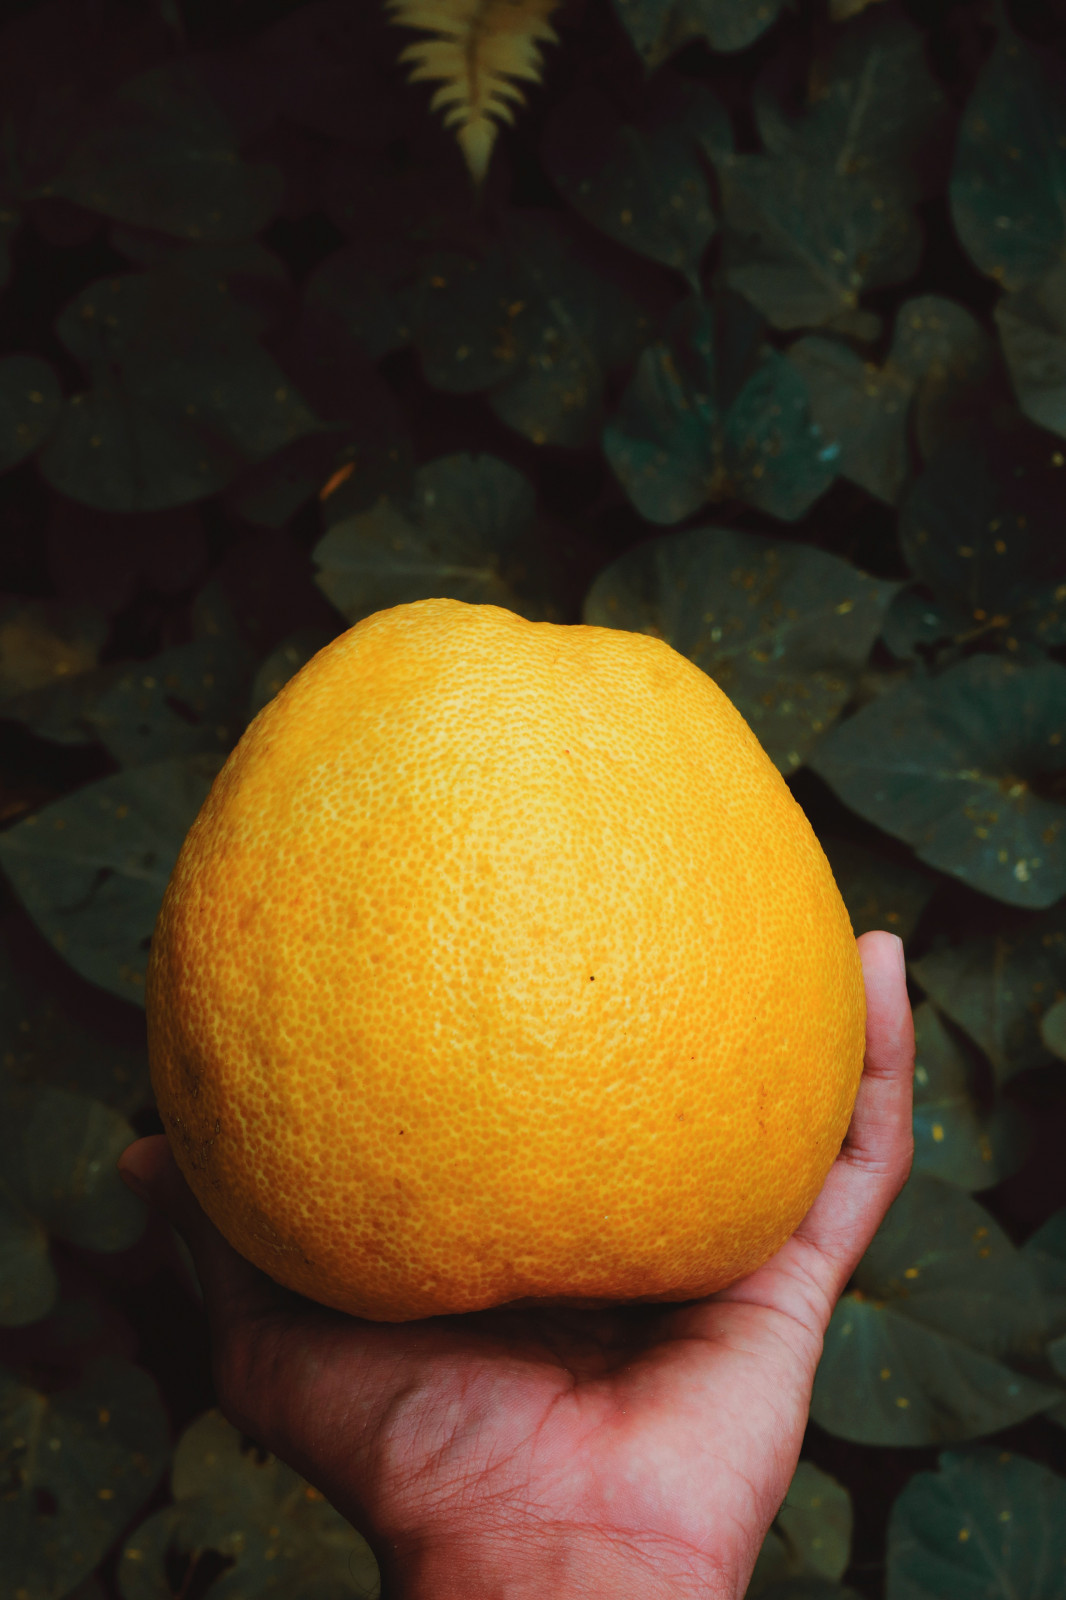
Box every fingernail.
[892,933,906,977]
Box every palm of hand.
[122,931,913,1599]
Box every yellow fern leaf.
[387,0,561,185]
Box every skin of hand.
[119,929,914,1600]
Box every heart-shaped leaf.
[0,1082,145,1326]
[584,524,899,772]
[911,1001,1026,1191]
[543,79,730,286]
[603,294,839,524]
[48,60,283,241]
[314,454,542,625]
[611,0,786,66]
[0,1358,169,1600]
[809,655,1066,907]
[0,356,63,475]
[118,1409,378,1600]
[910,904,1066,1085]
[811,1174,1058,1446]
[718,9,946,329]
[410,213,649,447]
[0,753,222,1005]
[886,1448,1066,1600]
[39,271,319,512]
[995,264,1066,439]
[899,426,1066,650]
[950,33,1066,290]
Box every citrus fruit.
[147,597,866,1321]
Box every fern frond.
[387,0,561,185]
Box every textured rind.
[147,599,866,1321]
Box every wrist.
[379,1524,739,1600]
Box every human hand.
[119,928,914,1600]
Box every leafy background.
[2,0,1066,1595]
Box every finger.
[118,1135,293,1330]
[716,929,914,1332]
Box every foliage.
[0,0,1065,1596]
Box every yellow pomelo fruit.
[147,598,865,1321]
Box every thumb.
[118,1135,291,1328]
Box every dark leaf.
[0,753,222,1006]
[899,426,1066,650]
[819,836,935,944]
[314,454,541,625]
[411,214,649,448]
[718,9,946,329]
[47,60,284,241]
[0,356,62,474]
[543,80,730,286]
[893,296,1002,463]
[995,265,1066,439]
[1042,997,1066,1060]
[786,336,912,505]
[610,0,786,66]
[0,598,107,703]
[950,33,1066,290]
[811,1174,1058,1445]
[885,1448,1066,1600]
[603,294,838,524]
[583,524,898,772]
[83,581,256,767]
[39,271,319,512]
[809,656,1066,907]
[750,1462,853,1596]
[910,903,1066,1084]
[0,920,151,1115]
[911,1001,1026,1191]
[0,1358,168,1600]
[118,1409,378,1600]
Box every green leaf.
[995,265,1066,439]
[0,753,222,1006]
[786,336,912,505]
[543,79,730,285]
[811,1174,1058,1446]
[808,655,1066,908]
[0,356,62,474]
[247,626,337,722]
[610,0,785,65]
[893,296,1002,464]
[718,9,945,329]
[1042,996,1066,1060]
[819,836,935,944]
[950,33,1066,290]
[83,581,256,766]
[776,1463,853,1583]
[411,213,649,448]
[899,427,1066,650]
[886,1447,1066,1600]
[38,271,319,512]
[786,297,997,506]
[583,524,899,772]
[48,60,283,241]
[603,294,838,524]
[911,1001,1026,1191]
[750,1462,853,1596]
[118,1409,378,1600]
[1025,1209,1066,1334]
[0,1357,169,1600]
[313,454,541,625]
[910,904,1066,1084]
[304,239,415,365]
[0,1081,144,1325]
[109,234,292,335]
[0,920,151,1114]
